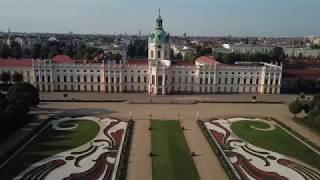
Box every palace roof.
[0,58,33,67]
[52,55,73,64]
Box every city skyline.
[0,0,320,37]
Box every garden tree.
[308,94,320,110]
[64,46,75,57]
[11,72,23,83]
[175,53,183,60]
[128,44,137,58]
[31,44,42,58]
[112,53,122,62]
[270,47,285,62]
[0,45,11,58]
[0,92,9,112]
[197,47,212,57]
[307,103,320,128]
[23,48,31,58]
[170,49,175,59]
[288,99,304,117]
[0,72,11,84]
[7,82,39,107]
[184,53,197,61]
[127,40,147,58]
[40,46,50,59]
[0,83,36,140]
[48,45,60,58]
[10,42,22,59]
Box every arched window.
[157,50,161,59]
[152,75,155,84]
[150,50,154,58]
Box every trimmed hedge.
[115,120,135,180]
[197,120,241,180]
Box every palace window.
[157,50,161,59]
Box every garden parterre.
[203,117,320,180]
[1,116,127,180]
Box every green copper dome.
[149,29,170,44]
[148,9,170,44]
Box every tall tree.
[0,72,11,84]
[31,44,42,59]
[7,82,39,107]
[10,42,22,58]
[0,45,11,58]
[11,72,23,83]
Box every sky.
[0,0,319,37]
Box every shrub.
[288,99,304,116]
[7,82,39,107]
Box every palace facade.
[0,13,282,95]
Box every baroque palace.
[0,13,282,95]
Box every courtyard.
[0,98,319,180]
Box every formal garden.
[200,117,320,180]
[0,116,130,180]
[151,120,199,180]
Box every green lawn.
[151,120,199,180]
[231,120,320,170]
[0,119,100,179]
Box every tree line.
[213,47,285,64]
[0,41,103,60]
